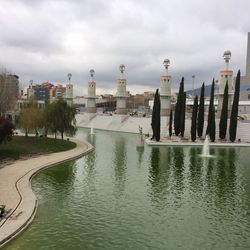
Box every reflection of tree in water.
[149,147,160,192]
[172,147,185,193]
[49,161,75,186]
[214,148,237,205]
[148,147,171,204]
[188,147,204,191]
[201,148,241,213]
[39,161,76,201]
[113,135,127,195]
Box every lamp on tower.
[67,73,72,84]
[163,59,170,75]
[119,64,125,79]
[223,50,231,70]
[90,69,95,81]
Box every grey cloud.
[0,0,250,96]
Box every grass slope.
[0,136,76,162]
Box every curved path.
[0,139,93,248]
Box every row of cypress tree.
[190,70,241,142]
[151,89,161,141]
[151,70,241,142]
[174,77,186,137]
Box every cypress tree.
[210,107,216,142]
[219,82,228,139]
[229,70,241,142]
[191,96,198,142]
[180,92,186,137]
[174,77,184,136]
[151,89,161,141]
[197,82,205,138]
[169,109,173,137]
[206,79,215,136]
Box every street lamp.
[192,75,195,98]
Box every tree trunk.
[206,79,215,136]
[169,110,173,138]
[191,96,198,142]
[197,82,205,137]
[219,82,228,139]
[229,70,241,142]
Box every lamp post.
[192,75,195,98]
[67,73,72,84]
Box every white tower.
[27,80,35,99]
[160,59,171,116]
[217,51,234,117]
[86,69,97,113]
[65,73,73,106]
[116,64,128,114]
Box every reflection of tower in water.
[113,136,127,194]
[136,146,144,165]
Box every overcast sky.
[0,0,250,95]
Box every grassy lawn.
[0,136,76,162]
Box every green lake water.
[4,129,250,250]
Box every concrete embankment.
[76,113,250,142]
[0,139,93,248]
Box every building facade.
[240,32,250,101]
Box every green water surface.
[4,129,250,250]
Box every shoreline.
[145,138,250,147]
[0,139,93,248]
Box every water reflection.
[87,133,96,147]
[214,148,238,208]
[147,145,244,214]
[113,135,127,195]
[172,147,185,194]
[42,161,75,197]
[6,130,250,250]
[148,147,171,205]
[136,146,144,165]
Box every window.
[248,94,250,100]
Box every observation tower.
[85,69,97,113]
[115,64,128,115]
[65,73,73,106]
[160,59,171,116]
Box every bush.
[0,117,14,144]
[0,205,6,217]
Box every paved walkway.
[0,139,93,247]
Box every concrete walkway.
[0,139,93,248]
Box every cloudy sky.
[0,0,250,96]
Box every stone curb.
[145,138,250,147]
